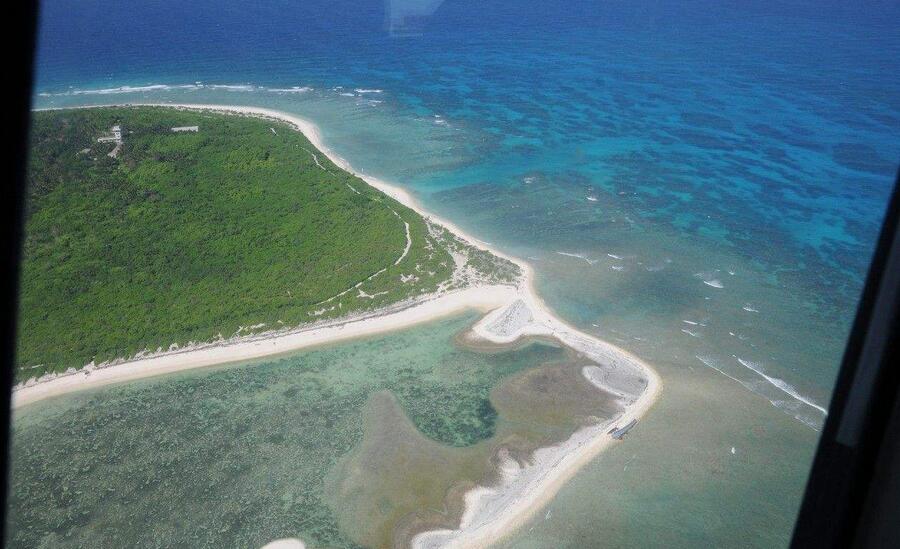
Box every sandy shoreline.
[21,103,661,548]
[12,286,516,409]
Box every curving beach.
[16,104,661,547]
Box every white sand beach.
[19,103,661,548]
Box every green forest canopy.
[18,106,458,380]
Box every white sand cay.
[20,103,661,548]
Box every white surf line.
[555,251,597,265]
[737,358,827,414]
[696,355,827,426]
[696,355,756,391]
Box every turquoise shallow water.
[23,0,900,546]
[8,315,576,548]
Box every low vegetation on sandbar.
[19,107,519,380]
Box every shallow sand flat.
[21,103,662,548]
[412,298,660,548]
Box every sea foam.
[268,86,312,93]
[696,355,826,429]
[736,358,827,414]
[556,251,597,265]
[35,83,313,97]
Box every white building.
[97,125,123,144]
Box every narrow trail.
[302,146,326,170]
[391,208,412,266]
[296,136,413,308]
[310,183,412,306]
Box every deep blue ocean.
[30,0,900,546]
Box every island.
[11,105,659,548]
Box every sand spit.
[22,103,661,548]
[413,298,659,549]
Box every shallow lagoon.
[7,313,619,548]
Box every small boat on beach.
[610,419,638,440]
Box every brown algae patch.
[325,391,492,548]
[324,352,623,548]
[491,361,623,456]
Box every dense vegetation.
[18,107,468,379]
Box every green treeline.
[18,107,454,380]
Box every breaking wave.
[736,358,827,414]
[36,83,316,97]
[696,355,827,430]
[555,251,598,265]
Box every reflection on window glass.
[9,1,900,548]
